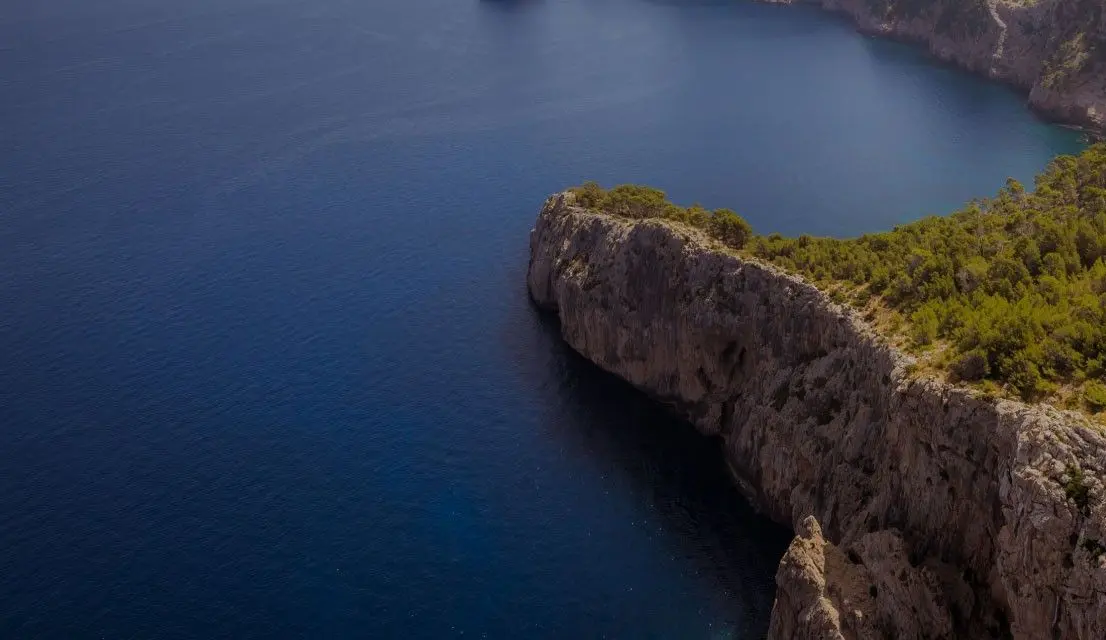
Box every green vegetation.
[1064,464,1092,515]
[1037,0,1106,89]
[570,182,752,250]
[1087,381,1106,413]
[1042,32,1093,89]
[571,144,1106,406]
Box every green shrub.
[709,208,753,250]
[952,350,989,382]
[1086,381,1106,413]
[570,183,754,251]
[1063,464,1091,516]
[1002,350,1051,401]
[910,306,939,346]
[571,181,604,209]
[570,144,1106,405]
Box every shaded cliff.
[528,193,1106,639]
[767,0,1106,132]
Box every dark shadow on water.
[531,307,792,634]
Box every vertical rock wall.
[528,194,1106,638]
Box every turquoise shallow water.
[0,0,1084,637]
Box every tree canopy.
[571,143,1106,411]
[570,182,752,250]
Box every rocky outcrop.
[769,517,880,640]
[528,194,1106,638]
[770,517,967,639]
[768,0,1106,133]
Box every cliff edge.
[528,193,1106,639]
[766,0,1105,133]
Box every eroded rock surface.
[528,194,1106,638]
[766,0,1105,132]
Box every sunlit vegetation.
[571,144,1106,410]
[570,182,752,250]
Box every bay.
[0,0,1083,637]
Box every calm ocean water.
[0,0,1084,637]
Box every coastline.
[528,193,1106,638]
[759,0,1105,138]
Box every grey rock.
[528,194,1106,639]
[768,0,1105,133]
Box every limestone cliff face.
[768,0,1106,132]
[528,194,1106,639]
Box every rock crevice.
[528,194,1106,639]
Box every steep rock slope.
[768,0,1106,132]
[528,194,1106,638]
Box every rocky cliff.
[766,0,1106,132]
[528,193,1106,639]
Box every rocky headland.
[763,0,1106,133]
[528,193,1106,639]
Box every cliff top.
[567,143,1106,419]
[530,191,1106,638]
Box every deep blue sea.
[0,0,1085,637]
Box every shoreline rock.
[763,0,1105,135]
[528,194,1106,638]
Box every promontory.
[527,146,1106,638]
